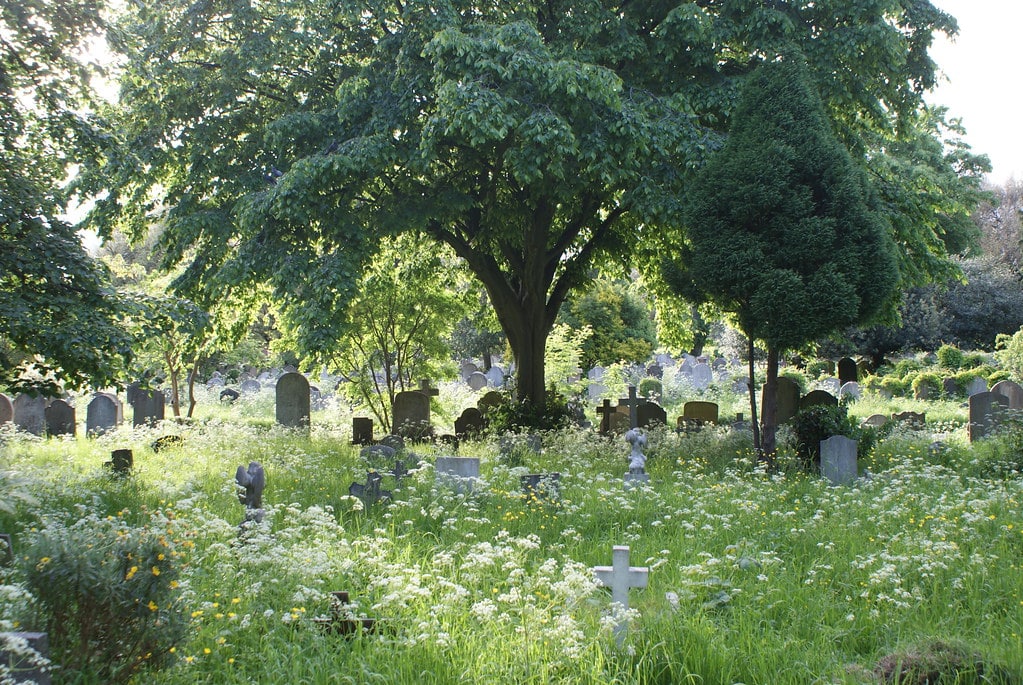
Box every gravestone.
[379,434,405,451]
[467,371,488,391]
[861,414,889,428]
[313,591,379,636]
[521,472,561,504]
[275,372,310,428]
[352,417,374,445]
[477,390,505,416]
[44,399,76,437]
[623,429,649,488]
[235,461,266,523]
[968,391,1008,442]
[484,366,504,387]
[593,546,648,646]
[360,444,396,464]
[965,377,988,397]
[914,382,932,400]
[0,393,12,425]
[837,357,858,385]
[712,358,727,371]
[0,533,12,567]
[596,399,615,435]
[942,377,959,396]
[106,449,133,476]
[454,407,485,439]
[799,390,838,410]
[240,379,261,393]
[131,389,165,427]
[732,377,749,395]
[820,435,857,486]
[220,388,240,403]
[891,411,926,429]
[86,393,121,435]
[435,456,480,493]
[991,379,1023,409]
[348,471,391,506]
[459,361,479,381]
[12,395,46,436]
[0,632,51,684]
[206,376,225,388]
[636,401,667,428]
[683,401,719,425]
[691,363,713,390]
[151,435,183,452]
[762,377,801,426]
[645,363,663,379]
[617,386,642,429]
[392,390,432,440]
[587,366,608,400]
[819,377,841,394]
[838,382,860,401]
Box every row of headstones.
[0,387,165,437]
[460,361,507,391]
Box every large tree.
[0,0,133,393]
[85,0,963,410]
[663,56,899,460]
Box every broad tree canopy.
[84,0,970,408]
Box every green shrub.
[638,377,662,400]
[24,509,189,683]
[893,357,923,378]
[936,344,966,371]
[485,387,572,434]
[790,402,859,471]
[995,327,1023,382]
[804,359,833,379]
[910,372,942,399]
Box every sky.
[928,0,1022,185]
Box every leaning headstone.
[762,377,801,426]
[105,449,133,476]
[219,388,240,403]
[235,461,266,523]
[820,435,857,486]
[861,414,889,428]
[968,391,1008,443]
[44,399,76,437]
[636,401,667,428]
[799,390,838,410]
[392,390,432,440]
[965,377,988,397]
[520,472,561,504]
[240,379,261,393]
[12,395,46,436]
[454,407,485,439]
[0,393,12,425]
[466,371,488,391]
[435,456,480,493]
[0,631,51,684]
[837,357,858,386]
[838,382,860,401]
[348,471,391,506]
[131,389,165,428]
[352,417,374,445]
[275,372,310,428]
[593,546,648,646]
[379,434,405,451]
[691,363,713,390]
[991,379,1023,409]
[86,393,121,435]
[459,361,479,381]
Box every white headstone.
[820,435,857,486]
[435,456,480,493]
[966,377,989,397]
[467,371,488,391]
[838,381,860,400]
[691,363,713,390]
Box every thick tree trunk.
[748,337,761,455]
[689,305,709,358]
[760,347,781,468]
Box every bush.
[24,509,189,683]
[638,377,662,400]
[995,327,1023,382]
[790,402,860,471]
[936,344,966,371]
[485,387,572,434]
[910,372,942,399]
[804,359,834,379]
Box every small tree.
[663,55,899,462]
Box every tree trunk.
[760,347,781,468]
[689,305,709,358]
[747,337,761,455]
[186,362,199,418]
[165,348,181,418]
[505,301,549,408]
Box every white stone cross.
[594,545,648,644]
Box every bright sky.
[928,0,1022,185]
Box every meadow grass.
[1,395,1021,684]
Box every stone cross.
[617,386,642,430]
[418,379,440,397]
[596,399,615,435]
[348,471,391,506]
[594,545,648,645]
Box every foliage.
[790,402,864,471]
[484,388,573,434]
[911,372,942,399]
[542,323,592,398]
[995,327,1023,382]
[936,344,966,371]
[24,509,189,683]
[936,257,1023,350]
[559,280,656,369]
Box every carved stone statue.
[625,429,647,473]
[236,461,266,523]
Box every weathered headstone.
[587,366,608,400]
[968,391,1008,442]
[942,377,959,396]
[379,434,405,451]
[275,372,310,428]
[459,361,479,381]
[0,393,12,425]
[0,631,51,684]
[86,393,121,435]
[837,357,858,386]
[313,591,380,636]
[762,377,801,425]
[484,366,505,387]
[965,377,988,397]
[636,401,667,428]
[240,379,261,393]
[683,401,719,425]
[106,449,133,476]
[352,417,374,445]
[235,461,266,523]
[392,390,432,440]
[861,414,889,428]
[435,456,480,493]
[220,388,240,403]
[623,429,649,488]
[131,389,165,428]
[477,390,505,416]
[348,471,391,506]
[593,546,648,645]
[645,363,663,379]
[466,371,488,391]
[838,382,860,401]
[520,472,561,504]
[617,386,642,429]
[12,395,46,436]
[891,411,926,429]
[820,435,857,486]
[691,363,713,390]
[454,407,485,439]
[799,390,838,410]
[44,399,76,437]
[991,379,1023,409]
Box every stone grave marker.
[86,393,121,435]
[220,388,240,403]
[965,377,988,397]
[732,377,749,395]
[587,366,608,400]
[477,390,505,417]
[593,545,648,645]
[837,357,858,385]
[459,361,479,381]
[379,434,405,451]
[636,401,667,428]
[799,390,838,410]
[352,417,374,445]
[12,395,46,436]
[942,377,958,396]
[968,391,1008,442]
[596,399,615,435]
[861,414,889,428]
[762,377,801,425]
[645,363,663,379]
[151,435,184,452]
[683,401,719,427]
[313,591,380,636]
[275,372,310,428]
[991,379,1023,409]
[206,375,225,388]
[819,377,841,394]
[0,533,12,567]
[0,631,51,684]
[240,379,261,393]
[44,399,76,437]
[348,471,391,506]
[131,389,165,428]
[914,382,932,400]
[617,386,642,429]
[484,366,505,387]
[712,357,727,371]
[521,472,561,504]
[623,429,649,488]
[454,407,485,440]
[691,363,713,390]
[0,393,12,425]
[392,390,432,440]
[838,382,860,400]
[105,449,133,476]
[435,456,480,493]
[891,411,926,429]
[235,461,266,523]
[820,435,857,486]
[467,371,488,391]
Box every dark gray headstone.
[477,390,505,416]
[521,473,561,504]
[0,631,51,684]
[942,377,959,396]
[636,401,667,428]
[275,372,310,428]
[820,435,857,486]
[965,377,988,397]
[991,379,1023,409]
[454,407,485,439]
[392,390,431,440]
[236,461,266,523]
[352,417,374,445]
[968,391,1008,443]
[12,395,45,436]
[348,471,390,506]
[240,379,261,393]
[44,399,76,437]
[762,377,801,426]
[131,389,165,428]
[837,357,857,385]
[106,448,133,476]
[0,393,12,425]
[86,393,121,436]
[800,390,838,410]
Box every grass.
[1,386,1022,684]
